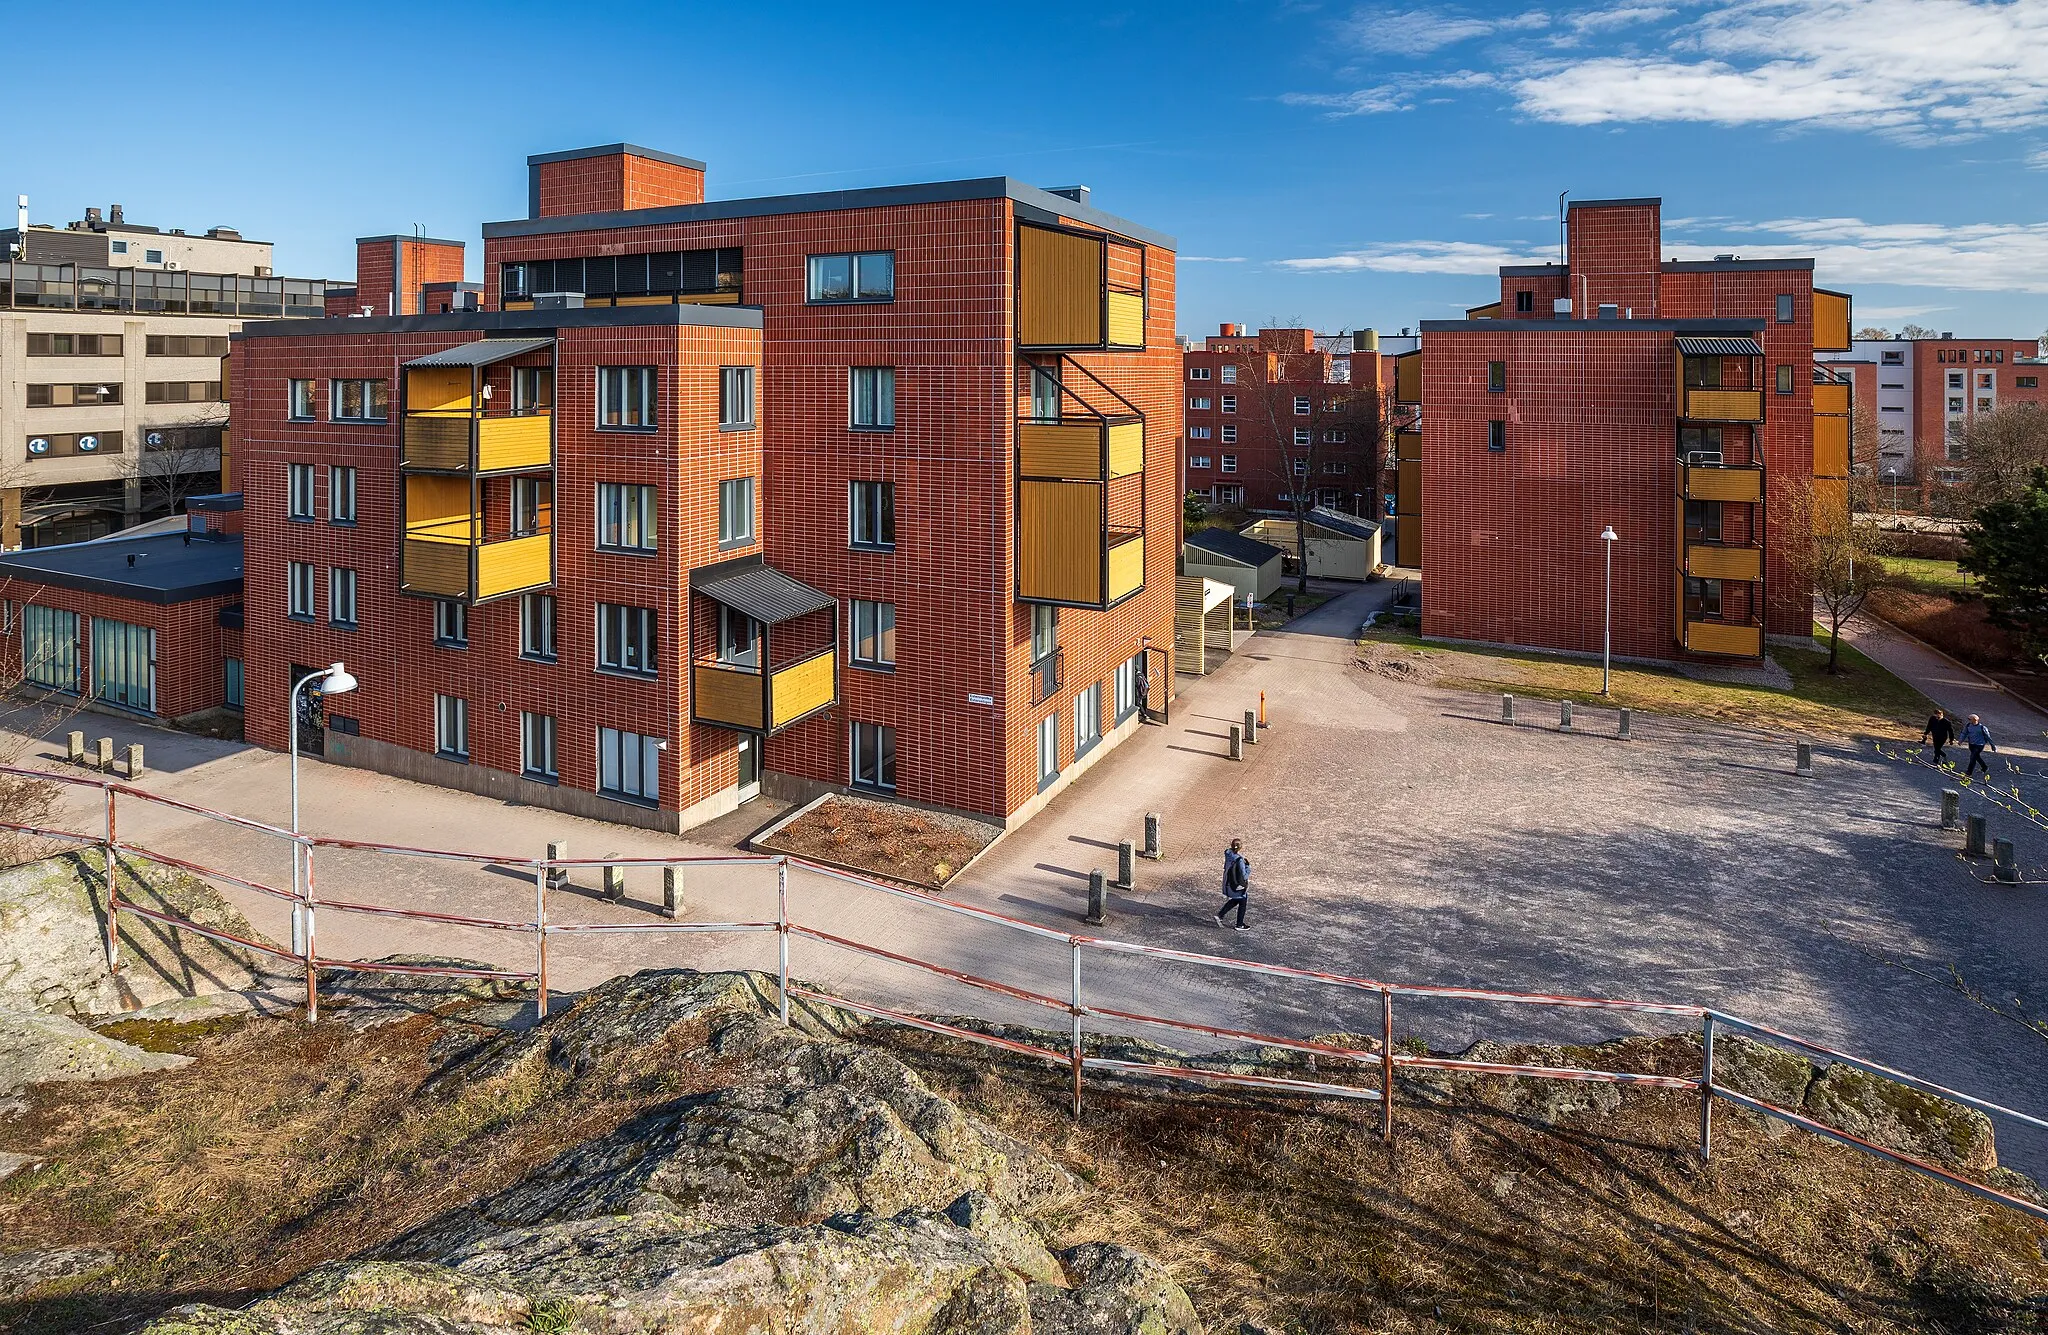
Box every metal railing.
[7,760,2045,1226]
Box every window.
[1292,458,1308,476]
[851,600,896,669]
[1220,395,1237,413]
[851,721,897,791]
[144,381,222,403]
[597,366,656,429]
[1774,364,1794,395]
[1189,367,1211,380]
[288,379,318,420]
[26,383,120,406]
[1948,372,1964,389]
[1220,424,1237,443]
[287,562,315,618]
[1114,654,1140,721]
[1978,398,1994,413]
[521,712,558,781]
[597,603,658,676]
[1294,396,1312,415]
[718,477,755,547]
[511,477,550,536]
[1882,405,1905,413]
[807,251,894,302]
[145,335,229,358]
[25,431,121,461]
[849,480,895,550]
[1188,426,1211,439]
[328,568,358,627]
[1293,428,1311,447]
[520,593,557,660]
[1031,604,1058,664]
[850,367,896,428]
[1220,365,1238,384]
[328,466,357,523]
[1949,396,1965,413]
[1212,484,1245,506]
[88,618,155,714]
[23,607,80,693]
[1323,429,1346,443]
[224,658,243,710]
[1220,454,1238,473]
[1775,294,1795,324]
[719,365,755,428]
[287,463,315,519]
[26,333,120,356]
[1683,576,1722,618]
[1030,365,1062,421]
[1189,455,1212,469]
[1074,682,1103,756]
[513,366,553,413]
[110,240,128,255]
[1684,499,1722,541]
[330,379,388,421]
[1683,357,1722,389]
[435,694,470,760]
[1487,361,1507,393]
[434,599,467,647]
[1037,714,1059,788]
[1515,290,1534,313]
[1488,421,1506,452]
[597,482,657,552]
[142,248,162,264]
[2020,376,2040,388]
[718,606,761,669]
[1322,461,1346,474]
[598,726,660,801]
[1881,350,1904,365]
[1979,373,1994,388]
[1189,396,1212,411]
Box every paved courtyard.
[13,583,2048,1173]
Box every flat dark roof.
[529,143,709,172]
[356,234,467,248]
[1569,197,1662,210]
[483,176,1176,252]
[1419,317,1767,334]
[1499,264,1566,277]
[1187,527,1284,566]
[233,303,764,340]
[1499,258,1818,277]
[0,533,242,604]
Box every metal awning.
[1676,336,1763,357]
[403,337,554,368]
[694,563,835,624]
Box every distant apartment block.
[1817,334,2047,485]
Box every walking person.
[1921,708,1955,765]
[1959,714,1997,779]
[1214,838,1250,930]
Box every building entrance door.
[736,732,761,804]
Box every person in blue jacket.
[1958,714,1997,778]
[1215,838,1250,929]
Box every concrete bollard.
[94,737,113,774]
[662,867,682,919]
[1086,869,1107,925]
[1941,789,1961,830]
[1229,724,1243,760]
[1116,839,1135,889]
[125,743,143,781]
[1244,709,1258,744]
[546,840,569,890]
[1993,839,2019,884]
[1965,814,1988,858]
[66,731,84,764]
[1501,694,1515,723]
[602,863,625,902]
[1795,742,1813,778]
[1618,708,1632,741]
[1141,812,1162,860]
[1559,700,1573,732]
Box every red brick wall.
[353,243,395,318]
[1182,335,1375,515]
[1911,339,2045,467]
[1567,203,1661,316]
[1499,271,1568,320]
[535,153,705,219]
[398,241,466,316]
[0,582,237,720]
[352,240,466,316]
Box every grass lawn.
[1358,622,1933,740]
[1887,555,1974,596]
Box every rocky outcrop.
[0,1006,188,1112]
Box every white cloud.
[1346,7,1548,55]
[1282,70,1495,117]
[1569,4,1673,29]
[1277,241,1557,275]
[1667,216,2048,293]
[1514,57,1903,126]
[1182,256,1247,263]
[1855,304,1951,320]
[2030,147,2048,170]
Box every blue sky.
[8,0,2044,341]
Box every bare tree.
[126,419,225,519]
[1951,403,2048,506]
[1776,475,1896,673]
[1855,325,1894,341]
[1899,323,1939,341]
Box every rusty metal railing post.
[1699,1011,1715,1162]
[101,782,119,973]
[302,839,319,1023]
[776,859,791,1026]
[1070,939,1084,1121]
[533,861,549,1020]
[1380,986,1395,1141]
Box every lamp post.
[1884,467,1899,514]
[288,662,357,954]
[1599,527,1619,695]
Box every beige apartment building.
[0,203,338,546]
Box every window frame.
[1188,455,1212,469]
[595,365,657,431]
[289,379,319,421]
[1775,364,1795,396]
[433,599,468,648]
[597,725,661,803]
[328,465,357,524]
[595,482,658,553]
[718,476,756,549]
[1775,293,1795,324]
[850,599,897,671]
[520,711,559,782]
[1293,396,1312,416]
[434,693,470,761]
[849,366,897,430]
[850,720,898,792]
[1487,361,1507,393]
[287,561,316,620]
[329,378,388,422]
[595,602,659,678]
[287,463,316,520]
[520,592,558,661]
[1488,420,1507,452]
[806,250,896,304]
[327,567,359,629]
[1073,681,1103,758]
[849,479,896,551]
[1220,454,1238,474]
[718,365,755,430]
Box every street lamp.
[1884,467,1899,514]
[288,663,357,954]
[1599,527,1619,695]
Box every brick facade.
[1181,326,1381,516]
[352,237,466,317]
[531,146,707,220]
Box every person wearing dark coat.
[1921,708,1955,763]
[1215,839,1250,929]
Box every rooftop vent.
[1942,330,1954,339]
[1714,253,1737,261]
[534,292,585,310]
[1043,186,1091,206]
[109,204,123,224]
[1597,303,1620,319]
[1553,298,1573,318]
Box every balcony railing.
[401,410,552,473]
[1016,222,1146,351]
[1017,418,1142,482]
[1017,479,1144,609]
[400,518,552,604]
[1684,542,1763,583]
[693,649,837,735]
[1683,619,1763,658]
[0,263,333,317]
[1682,387,1764,422]
[1681,464,1764,504]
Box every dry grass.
[883,1030,2048,1334]
[758,794,996,889]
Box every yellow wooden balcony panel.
[1814,412,1849,479]
[1395,351,1422,405]
[402,537,471,598]
[1018,224,1104,348]
[406,366,472,413]
[1683,465,1763,503]
[1106,532,1144,604]
[1814,289,1852,352]
[770,649,837,727]
[694,663,765,732]
[1019,422,1106,479]
[1395,429,1421,463]
[1684,388,1764,422]
[1685,620,1763,658]
[403,415,470,470]
[478,414,552,472]
[1396,517,1422,568]
[1686,543,1762,582]
[1396,459,1422,512]
[1019,478,1104,606]
[476,533,552,600]
[502,300,536,311]
[676,291,742,305]
[1106,290,1145,348]
[1812,381,1850,415]
[1107,421,1143,478]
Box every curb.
[1857,613,2048,731]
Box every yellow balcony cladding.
[1683,465,1764,503]
[402,523,552,603]
[1814,288,1853,353]
[1018,419,1143,482]
[1016,222,1145,351]
[401,341,556,474]
[1395,350,1422,405]
[1683,388,1764,422]
[691,651,838,735]
[1018,477,1142,608]
[689,562,839,735]
[1685,543,1763,582]
[1684,620,1763,658]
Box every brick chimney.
[353,235,466,316]
[527,144,707,220]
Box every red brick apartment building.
[1397,197,1853,662]
[232,144,1179,832]
[1182,324,1386,515]
[1817,335,2047,486]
